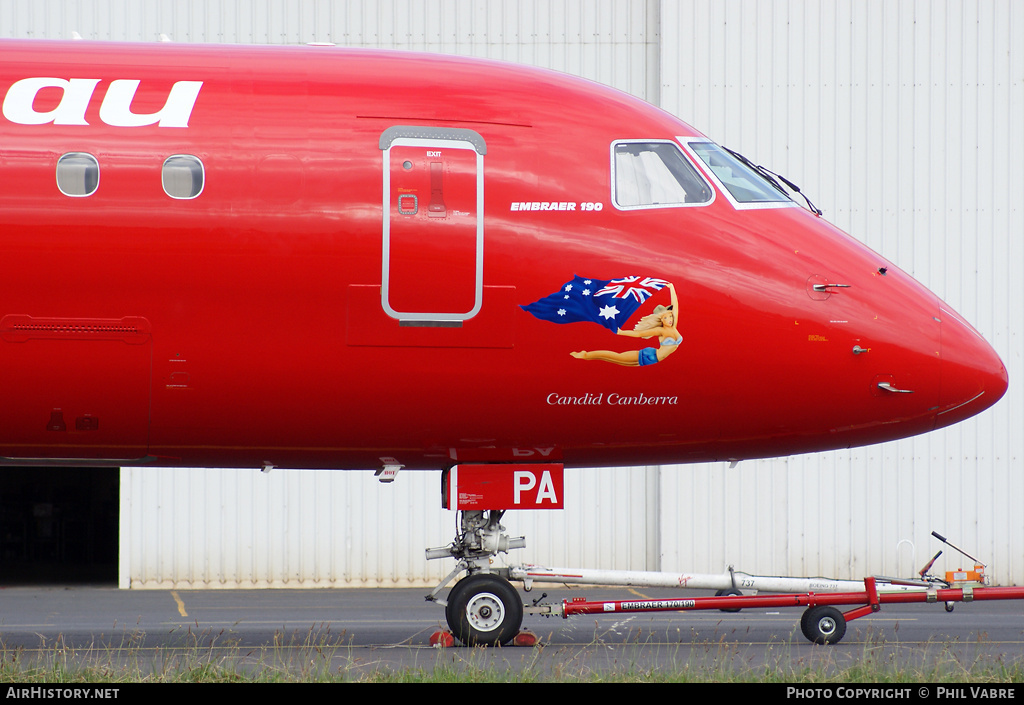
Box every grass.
[0,625,1022,683]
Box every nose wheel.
[447,573,523,646]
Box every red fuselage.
[0,40,1007,470]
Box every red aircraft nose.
[936,305,1008,430]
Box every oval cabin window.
[162,155,204,199]
[56,153,100,197]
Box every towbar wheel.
[801,605,847,645]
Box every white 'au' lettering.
[2,77,203,128]
[99,79,203,128]
[3,77,100,125]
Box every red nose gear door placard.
[443,464,564,510]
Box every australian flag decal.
[521,275,669,332]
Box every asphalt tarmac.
[0,583,1022,679]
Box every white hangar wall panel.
[120,468,454,589]
[659,1,1023,585]
[0,0,661,103]
[120,466,655,589]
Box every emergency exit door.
[380,126,486,325]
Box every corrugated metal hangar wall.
[1,0,1020,588]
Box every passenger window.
[56,152,99,197]
[612,141,712,209]
[162,155,204,199]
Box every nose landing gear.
[426,509,527,646]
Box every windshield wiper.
[723,147,823,216]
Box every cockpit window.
[685,141,792,205]
[612,141,713,210]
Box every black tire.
[715,588,743,613]
[799,606,814,637]
[444,578,469,629]
[800,606,846,645]
[447,574,523,646]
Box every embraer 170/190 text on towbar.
[0,39,1007,646]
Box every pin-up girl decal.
[520,275,681,366]
[570,283,680,366]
